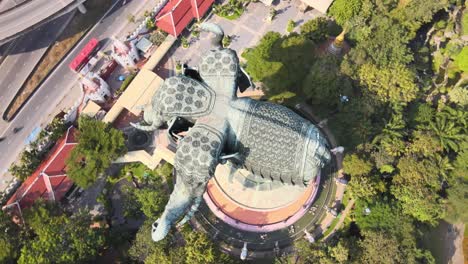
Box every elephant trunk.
[200,22,224,49]
[152,180,192,242]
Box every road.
[0,0,156,190]
[0,0,28,13]
[0,0,86,44]
[0,12,74,128]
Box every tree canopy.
[18,202,105,264]
[66,116,127,188]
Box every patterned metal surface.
[239,101,310,185]
[152,75,215,118]
[175,123,224,196]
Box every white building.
[80,74,111,103]
[111,38,140,69]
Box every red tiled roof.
[156,0,214,37]
[3,127,78,212]
[44,144,76,176]
[49,176,74,201]
[69,38,99,71]
[192,0,214,19]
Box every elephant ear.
[155,76,215,119]
[174,123,225,196]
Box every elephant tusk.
[176,196,202,227]
[200,22,224,49]
[130,122,159,131]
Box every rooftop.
[3,127,78,215]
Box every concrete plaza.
[170,0,322,67]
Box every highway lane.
[0,0,152,190]
[0,0,28,13]
[0,0,74,40]
[0,0,89,44]
[0,12,74,128]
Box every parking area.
[170,0,322,67]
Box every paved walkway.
[294,103,348,239]
[171,0,322,67]
[323,199,355,241]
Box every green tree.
[300,17,329,42]
[135,185,169,219]
[129,221,172,262]
[242,32,283,83]
[302,55,352,112]
[328,0,361,25]
[407,130,442,157]
[372,112,407,157]
[0,211,23,263]
[294,240,334,264]
[329,241,349,263]
[448,86,468,106]
[242,32,315,97]
[66,116,127,188]
[445,177,468,223]
[428,113,464,152]
[354,199,412,235]
[348,174,384,201]
[391,156,445,224]
[184,231,216,264]
[356,231,406,264]
[445,143,468,223]
[19,203,105,264]
[454,46,468,72]
[359,63,418,104]
[343,153,372,176]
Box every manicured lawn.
[321,217,340,238]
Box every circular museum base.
[204,164,321,232]
[192,161,337,259]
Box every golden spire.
[333,28,346,48]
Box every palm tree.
[429,114,464,152]
[432,154,454,184]
[373,113,406,156]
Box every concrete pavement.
[171,0,322,66]
[0,0,159,191]
[0,0,28,13]
[0,12,74,129]
[0,0,86,44]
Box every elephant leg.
[176,196,203,227]
[152,179,192,242]
[153,123,225,242]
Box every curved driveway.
[0,0,85,43]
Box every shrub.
[222,35,232,47]
[287,20,296,33]
[181,36,189,48]
[116,73,136,95]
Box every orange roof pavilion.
[2,127,78,220]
